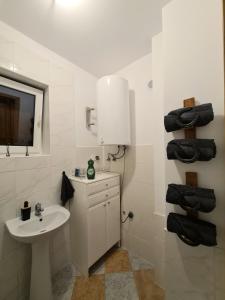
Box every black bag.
[167,139,216,163]
[166,184,216,213]
[167,213,217,247]
[164,103,214,132]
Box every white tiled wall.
[111,54,166,288]
[163,1,225,299]
[0,20,97,300]
[108,145,165,288]
[75,146,103,173]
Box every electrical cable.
[109,145,121,160]
[122,215,129,223]
[120,147,127,223]
[108,145,127,161]
[114,146,127,160]
[120,149,126,196]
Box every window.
[0,76,44,155]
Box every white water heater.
[97,75,131,145]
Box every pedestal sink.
[6,205,70,300]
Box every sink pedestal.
[5,205,70,300]
[30,239,52,300]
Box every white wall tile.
[0,20,97,300]
[15,156,50,171]
[0,34,14,70]
[116,54,153,145]
[107,144,165,289]
[74,69,97,147]
[117,145,164,288]
[50,146,75,168]
[135,145,154,164]
[0,157,16,173]
[75,146,103,171]
[50,62,74,86]
[15,174,51,221]
[163,1,224,298]
[14,43,50,84]
[214,248,225,292]
[165,233,214,294]
[0,172,16,205]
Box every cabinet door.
[106,196,120,250]
[88,202,107,266]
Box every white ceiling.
[0,0,169,77]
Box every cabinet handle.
[108,201,110,205]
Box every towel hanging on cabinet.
[61,171,75,207]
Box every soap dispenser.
[21,201,31,221]
[87,158,95,180]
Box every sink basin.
[6,205,70,243]
[6,204,70,300]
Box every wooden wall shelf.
[183,98,198,218]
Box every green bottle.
[87,159,95,180]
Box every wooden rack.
[183,98,198,218]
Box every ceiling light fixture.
[55,0,81,7]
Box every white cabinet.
[88,195,120,266]
[106,196,120,250]
[69,173,120,275]
[88,202,107,266]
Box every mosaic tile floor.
[53,248,165,300]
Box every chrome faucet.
[35,202,44,216]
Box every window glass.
[0,85,35,146]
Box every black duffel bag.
[166,184,216,213]
[167,139,216,163]
[167,213,217,247]
[164,103,214,132]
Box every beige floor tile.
[71,274,104,300]
[134,270,165,300]
[105,249,132,273]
